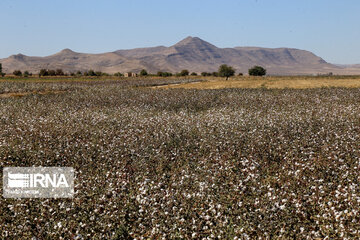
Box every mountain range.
[1,36,360,75]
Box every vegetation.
[0,79,359,239]
[201,72,212,76]
[140,69,148,76]
[0,63,4,77]
[180,69,189,76]
[218,64,235,80]
[13,70,22,76]
[157,71,173,77]
[249,65,267,76]
[114,72,123,77]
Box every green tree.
[13,70,22,76]
[39,69,48,77]
[218,64,235,80]
[0,63,4,77]
[140,69,148,76]
[87,69,96,76]
[55,69,64,76]
[23,71,30,77]
[248,66,266,76]
[48,70,56,76]
[180,69,189,76]
[190,72,197,76]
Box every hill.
[1,36,360,75]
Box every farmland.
[0,77,360,239]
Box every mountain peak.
[173,36,217,48]
[58,48,76,55]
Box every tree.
[139,69,148,76]
[248,66,266,76]
[87,69,96,76]
[180,69,189,76]
[39,69,48,77]
[48,70,56,76]
[55,69,65,76]
[218,64,235,80]
[13,70,22,76]
[190,72,197,76]
[0,63,4,77]
[23,71,30,77]
[114,72,123,77]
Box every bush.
[39,69,48,77]
[190,72,198,76]
[87,70,96,76]
[13,70,22,76]
[180,69,189,76]
[140,69,148,76]
[157,71,172,77]
[212,72,219,77]
[56,69,65,76]
[114,72,123,77]
[23,71,32,77]
[249,66,266,76]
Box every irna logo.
[3,167,74,198]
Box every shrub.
[56,69,65,76]
[190,72,198,76]
[180,69,189,76]
[13,70,22,76]
[140,69,148,76]
[212,72,219,77]
[249,66,266,76]
[39,69,48,77]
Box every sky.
[0,0,359,64]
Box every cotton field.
[0,80,359,239]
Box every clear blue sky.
[1,0,359,64]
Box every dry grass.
[159,76,360,89]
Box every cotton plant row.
[0,83,359,239]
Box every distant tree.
[114,72,123,77]
[248,66,266,76]
[140,69,148,76]
[39,69,48,77]
[95,71,103,76]
[87,69,96,76]
[48,70,56,76]
[23,71,30,77]
[190,72,197,76]
[0,63,4,77]
[180,69,189,76]
[76,71,82,76]
[238,73,243,76]
[13,70,22,76]
[218,64,235,80]
[157,71,172,77]
[212,72,219,77]
[55,69,64,76]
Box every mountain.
[1,36,360,75]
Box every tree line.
[0,64,266,78]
